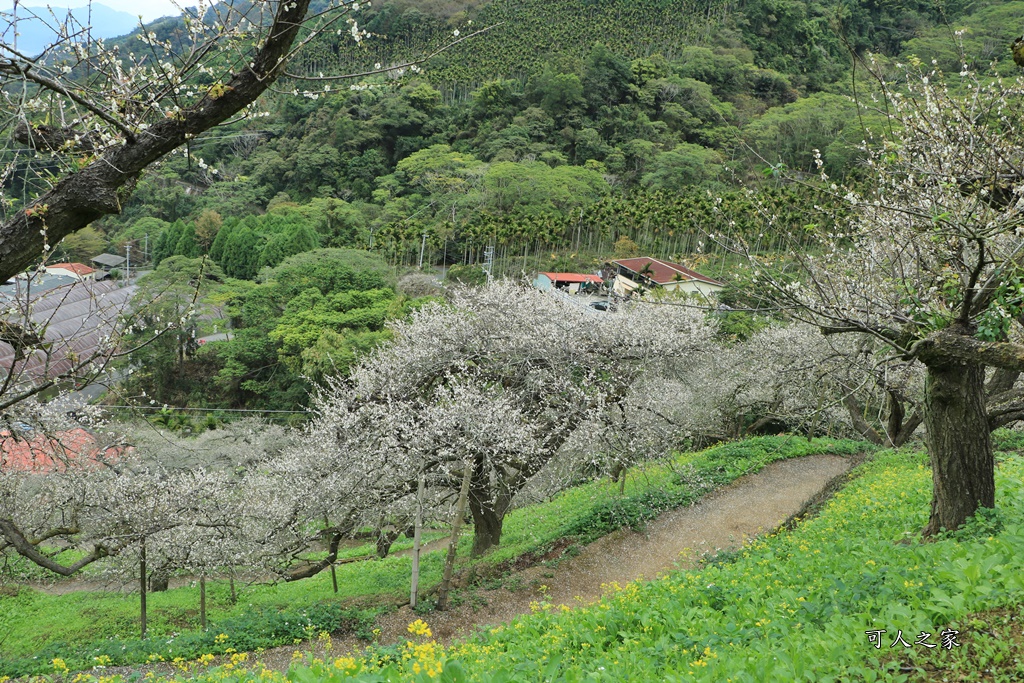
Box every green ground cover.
[0,436,862,676]
[99,442,1024,682]
[311,448,1024,681]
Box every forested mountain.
[299,0,976,90]
[12,0,1016,414]
[94,0,1001,240]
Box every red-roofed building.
[533,272,604,294]
[610,257,724,297]
[0,427,122,472]
[44,263,96,281]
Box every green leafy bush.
[0,602,374,677]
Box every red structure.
[0,427,123,472]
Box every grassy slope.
[185,444,1024,682]
[0,436,863,675]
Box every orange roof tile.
[1,428,123,472]
[538,272,604,284]
[47,263,96,276]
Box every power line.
[103,405,308,414]
[630,298,795,313]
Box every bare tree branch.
[0,519,111,576]
[0,0,315,282]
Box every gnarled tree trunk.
[469,468,505,557]
[149,569,170,592]
[841,391,922,448]
[469,500,504,556]
[468,453,514,556]
[922,359,994,536]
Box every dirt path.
[318,453,853,658]
[76,453,855,679]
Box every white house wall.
[614,274,723,297]
[662,280,724,297]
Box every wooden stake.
[140,537,147,638]
[437,460,473,611]
[410,467,425,608]
[200,573,207,630]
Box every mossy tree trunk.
[921,359,995,536]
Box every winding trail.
[324,453,855,656]
[82,453,857,678]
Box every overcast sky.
[3,0,183,22]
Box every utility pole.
[418,232,427,270]
[483,245,495,283]
[144,234,149,263]
[125,244,131,282]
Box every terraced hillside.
[294,0,729,85]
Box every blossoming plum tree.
[0,1,470,570]
[0,417,296,580]
[743,65,1024,534]
[299,280,716,555]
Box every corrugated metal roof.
[0,272,77,297]
[91,253,126,268]
[611,257,724,287]
[0,281,136,383]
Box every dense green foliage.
[100,6,898,411]
[122,249,403,413]
[9,0,1024,678]
[92,0,1007,291]
[291,0,972,91]
[414,450,1024,682]
[298,0,723,86]
[23,439,1024,680]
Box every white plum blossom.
[296,280,716,555]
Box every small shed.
[44,262,96,281]
[91,253,127,269]
[533,272,604,294]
